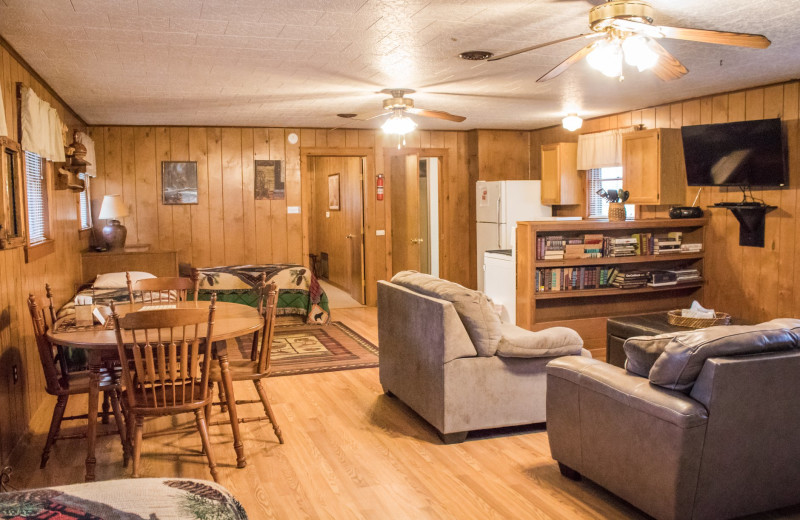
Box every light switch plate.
[376,229,385,236]
[326,211,330,218]
[287,206,300,214]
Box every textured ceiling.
[1,0,799,130]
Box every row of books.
[535,232,703,260]
[535,266,618,292]
[535,267,703,292]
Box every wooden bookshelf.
[516,218,708,329]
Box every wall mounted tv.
[681,118,787,187]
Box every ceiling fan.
[488,0,771,82]
[341,88,466,128]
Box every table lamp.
[98,194,129,250]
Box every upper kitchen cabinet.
[541,142,580,205]
[622,128,686,205]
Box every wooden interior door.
[310,156,365,303]
[389,153,421,274]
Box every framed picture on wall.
[254,159,284,200]
[161,161,198,204]
[328,173,340,211]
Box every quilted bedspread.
[194,264,330,325]
[0,478,247,519]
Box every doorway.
[389,154,440,277]
[309,156,365,304]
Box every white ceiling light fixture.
[562,114,583,131]
[585,34,659,79]
[381,108,418,148]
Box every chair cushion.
[649,323,800,392]
[391,271,501,356]
[623,331,686,378]
[496,323,583,358]
[94,271,155,289]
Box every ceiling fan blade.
[655,25,770,49]
[407,108,466,122]
[610,19,770,49]
[349,110,390,121]
[648,40,689,81]
[487,33,602,62]
[537,40,598,82]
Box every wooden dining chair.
[27,294,128,469]
[207,281,283,444]
[111,294,219,482]
[126,271,199,304]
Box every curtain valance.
[576,127,636,170]
[0,86,7,137]
[20,86,66,162]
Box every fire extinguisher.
[376,174,384,201]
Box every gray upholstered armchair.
[547,320,800,520]
[378,271,588,443]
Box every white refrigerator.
[476,180,553,292]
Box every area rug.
[233,321,378,377]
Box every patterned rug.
[233,321,378,377]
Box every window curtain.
[75,131,97,177]
[576,127,635,170]
[20,86,66,162]
[0,86,7,137]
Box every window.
[587,167,635,219]
[24,150,49,244]
[78,172,92,230]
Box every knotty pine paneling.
[0,46,88,464]
[89,127,474,304]
[532,80,800,324]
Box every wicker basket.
[667,310,731,329]
[608,202,626,221]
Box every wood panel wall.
[530,80,800,324]
[0,44,87,464]
[89,127,474,304]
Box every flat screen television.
[680,118,787,187]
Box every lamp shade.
[98,194,129,220]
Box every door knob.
[346,234,354,239]
[410,239,418,244]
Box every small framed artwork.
[254,160,284,200]
[161,161,198,204]
[328,174,340,211]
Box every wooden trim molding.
[25,238,55,262]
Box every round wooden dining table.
[47,300,261,481]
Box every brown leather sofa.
[546,320,800,520]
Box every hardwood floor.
[8,306,798,519]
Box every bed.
[192,264,330,325]
[65,263,330,325]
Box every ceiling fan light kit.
[381,111,417,135]
[562,114,583,131]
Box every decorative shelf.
[535,251,704,268]
[534,281,704,300]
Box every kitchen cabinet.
[540,142,580,205]
[622,128,686,205]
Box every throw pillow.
[496,323,583,358]
[391,271,502,356]
[94,271,155,289]
[623,331,686,378]
[649,324,799,392]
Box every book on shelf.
[681,243,703,253]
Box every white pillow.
[93,271,155,289]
